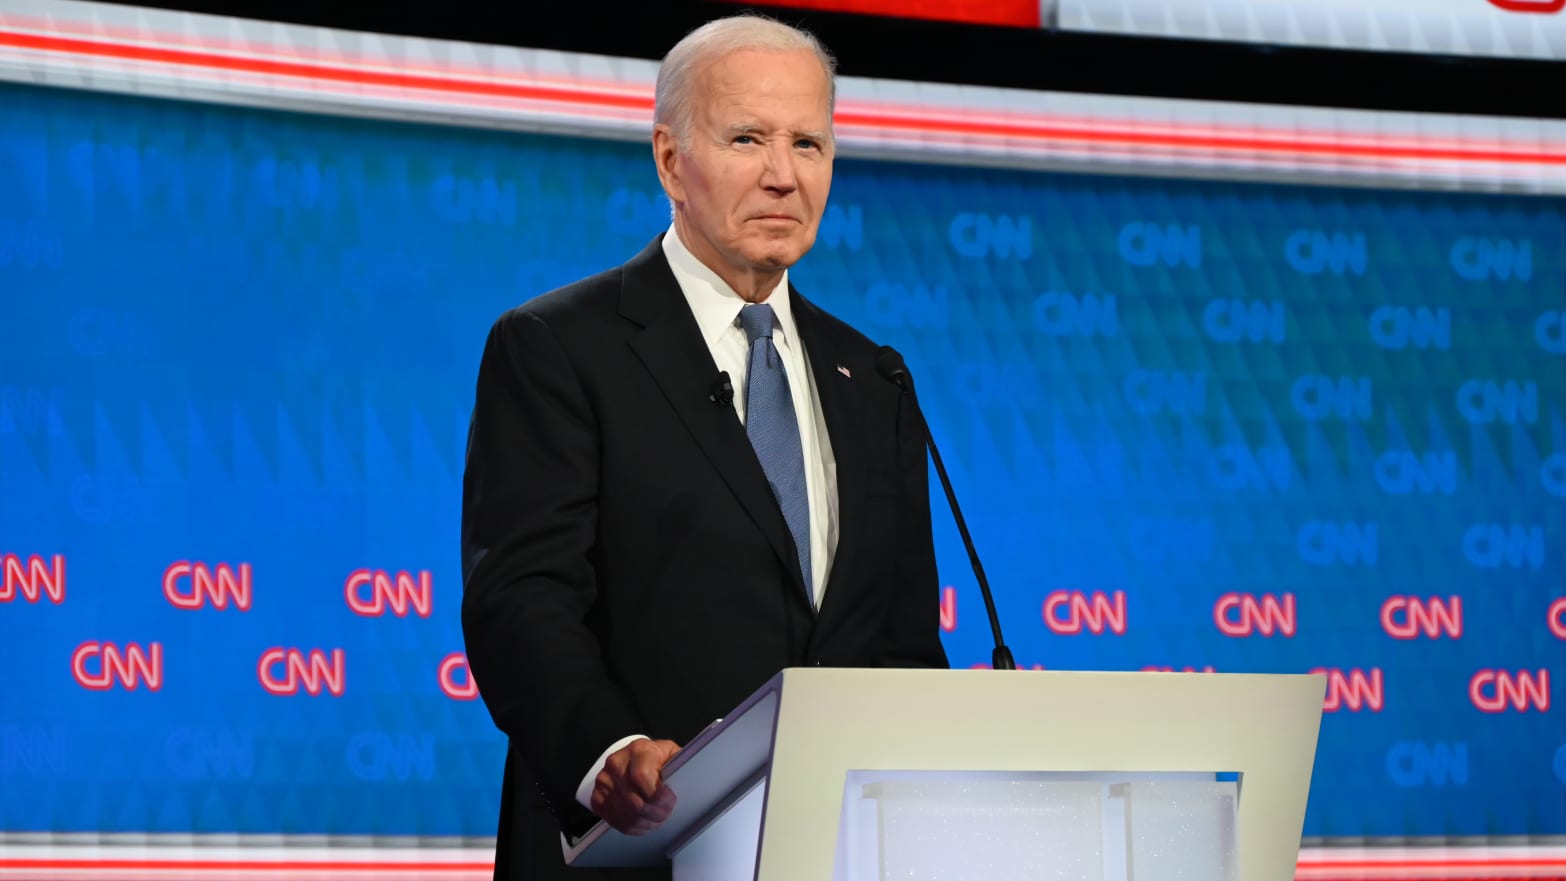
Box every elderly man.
[460,14,948,881]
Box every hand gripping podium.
[566,668,1326,881]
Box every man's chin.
[743,241,813,271]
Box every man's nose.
[760,141,798,192]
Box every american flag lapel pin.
[836,364,852,379]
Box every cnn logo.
[1043,591,1126,635]
[258,648,345,697]
[1214,593,1295,637]
[1311,667,1383,713]
[1380,596,1462,639]
[1,553,65,604]
[1470,670,1549,713]
[72,641,161,691]
[438,653,479,700]
[345,569,432,617]
[163,561,251,611]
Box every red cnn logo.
[1549,597,1566,639]
[1470,669,1550,712]
[1381,596,1463,639]
[939,586,957,633]
[1487,0,1565,12]
[258,648,345,697]
[438,653,479,700]
[163,561,252,611]
[1312,667,1384,712]
[345,569,432,618]
[1214,593,1296,637]
[1043,590,1126,635]
[1,553,65,604]
[72,641,162,691]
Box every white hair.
[654,14,837,150]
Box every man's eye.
[733,135,755,145]
[796,139,819,150]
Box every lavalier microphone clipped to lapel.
[708,370,735,408]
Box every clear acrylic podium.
[565,668,1326,881]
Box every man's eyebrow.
[719,124,830,142]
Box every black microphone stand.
[876,347,1017,671]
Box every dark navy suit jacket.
[460,237,948,881]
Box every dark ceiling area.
[101,0,1561,119]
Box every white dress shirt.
[566,225,841,832]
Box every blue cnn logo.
[817,204,863,250]
[1286,230,1367,276]
[165,728,255,781]
[1212,445,1292,492]
[949,213,1031,259]
[1450,237,1532,281]
[430,174,516,225]
[1369,306,1451,351]
[1376,450,1457,495]
[0,217,64,270]
[249,156,340,211]
[1292,375,1372,421]
[0,725,66,777]
[1537,311,1566,355]
[70,475,160,525]
[1462,524,1544,570]
[1297,521,1379,567]
[0,386,63,439]
[1386,742,1469,787]
[1033,293,1119,338]
[1544,453,1566,498]
[1457,380,1537,425]
[864,283,949,329]
[69,309,155,358]
[1203,299,1285,344]
[1124,370,1205,415]
[1118,222,1201,268]
[346,731,435,782]
[605,189,667,236]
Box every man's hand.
[590,738,682,835]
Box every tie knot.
[740,303,777,344]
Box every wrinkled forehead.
[693,48,833,123]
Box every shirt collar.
[661,223,797,351]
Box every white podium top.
[567,667,1325,881]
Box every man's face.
[655,48,834,297]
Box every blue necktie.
[740,303,812,599]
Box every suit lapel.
[791,289,870,631]
[619,239,809,602]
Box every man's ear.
[652,125,685,207]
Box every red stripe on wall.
[3,26,1563,170]
[0,30,653,109]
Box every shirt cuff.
[575,733,651,811]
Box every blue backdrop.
[1,79,1563,841]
